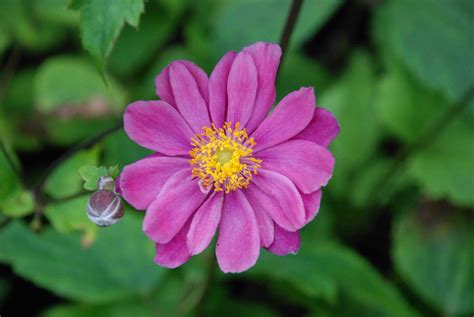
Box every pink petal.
[143,168,207,244]
[301,190,322,224]
[248,169,305,231]
[155,66,175,107]
[187,191,224,255]
[216,190,260,273]
[226,51,258,127]
[293,108,340,147]
[209,51,237,128]
[267,224,301,256]
[250,199,275,247]
[179,61,209,104]
[252,87,315,152]
[120,156,189,210]
[155,60,209,107]
[256,140,335,194]
[169,62,211,133]
[155,221,191,269]
[243,42,282,133]
[123,101,194,155]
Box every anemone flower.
[119,42,340,273]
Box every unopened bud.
[87,190,124,227]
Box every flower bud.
[87,189,124,227]
[98,176,115,191]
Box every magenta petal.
[252,87,315,152]
[243,42,282,133]
[267,224,301,256]
[256,140,335,194]
[143,168,207,244]
[209,51,237,128]
[187,191,224,255]
[155,60,209,108]
[251,198,275,247]
[216,190,260,273]
[226,51,258,127]
[155,221,191,269]
[120,156,189,210]
[249,169,305,231]
[301,190,322,224]
[155,66,175,107]
[169,62,211,133]
[178,60,209,104]
[123,101,194,155]
[294,108,340,147]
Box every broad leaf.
[0,214,163,303]
[373,0,474,102]
[408,114,474,206]
[45,146,100,199]
[393,208,474,315]
[214,0,343,54]
[75,0,145,72]
[251,242,420,317]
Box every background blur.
[0,0,473,316]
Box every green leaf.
[373,0,474,102]
[1,189,35,218]
[376,66,451,143]
[408,113,474,206]
[0,144,21,205]
[35,56,125,113]
[107,165,120,179]
[277,51,330,99]
[251,242,420,317]
[77,165,108,191]
[41,301,153,317]
[103,130,152,167]
[393,208,474,315]
[108,6,177,78]
[0,214,163,303]
[45,146,100,199]
[214,0,343,54]
[0,0,69,52]
[76,0,145,72]
[320,51,379,198]
[44,196,98,245]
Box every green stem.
[279,0,304,68]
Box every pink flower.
[120,42,339,273]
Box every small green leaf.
[77,165,108,191]
[45,146,100,199]
[76,0,145,72]
[0,214,163,303]
[393,208,474,315]
[107,165,119,179]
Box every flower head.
[120,42,340,273]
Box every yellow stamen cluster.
[189,122,261,193]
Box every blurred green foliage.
[0,0,473,316]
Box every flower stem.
[279,0,304,64]
[32,123,122,229]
